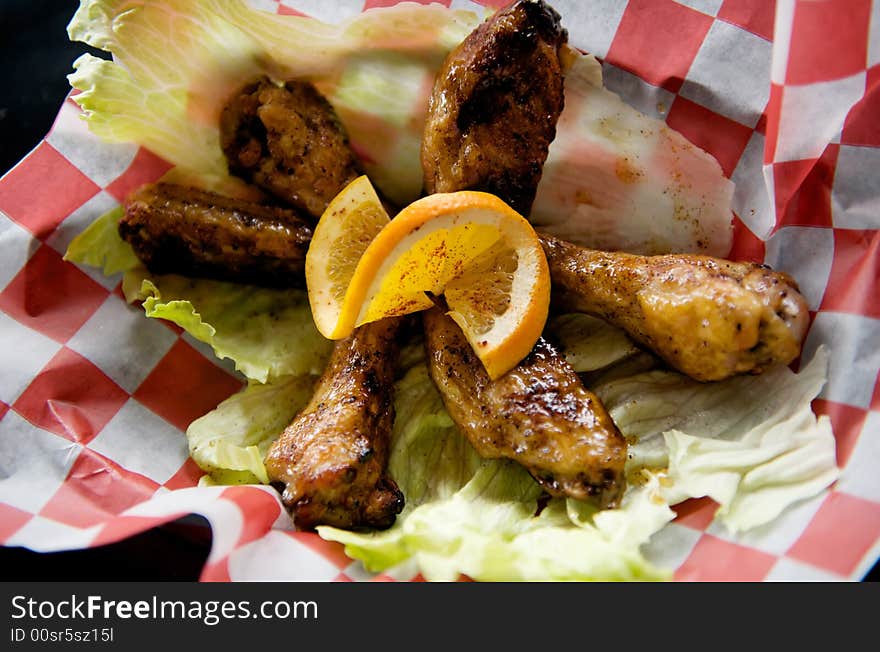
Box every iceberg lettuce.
[319,364,674,582]
[68,0,480,202]
[531,53,734,256]
[187,375,316,485]
[124,272,332,382]
[62,0,840,581]
[65,206,332,383]
[595,347,838,533]
[546,313,638,373]
[63,206,140,276]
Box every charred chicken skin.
[540,234,810,382]
[117,187,808,388]
[119,182,312,287]
[421,0,567,216]
[422,0,626,506]
[115,1,811,525]
[121,78,361,288]
[420,0,627,506]
[424,307,627,506]
[219,78,404,530]
[221,77,361,220]
[265,318,405,530]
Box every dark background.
[0,0,876,583]
[1,1,104,173]
[0,0,211,581]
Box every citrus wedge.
[309,188,550,380]
[306,175,390,339]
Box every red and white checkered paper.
[1,0,878,582]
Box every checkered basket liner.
[0,0,878,581]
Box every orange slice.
[306,175,390,339]
[308,186,550,379]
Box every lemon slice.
[308,187,550,379]
[306,175,390,339]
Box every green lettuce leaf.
[320,343,838,580]
[65,204,331,383]
[326,466,673,582]
[595,347,838,533]
[63,0,838,580]
[319,364,674,582]
[546,313,639,373]
[124,271,332,383]
[68,0,480,202]
[62,206,140,275]
[187,375,316,484]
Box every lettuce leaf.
[124,271,332,383]
[546,313,639,373]
[320,344,838,580]
[68,0,480,202]
[595,347,838,532]
[65,205,332,383]
[319,364,674,582]
[532,53,734,256]
[186,375,316,485]
[325,467,673,582]
[664,407,838,533]
[62,206,140,276]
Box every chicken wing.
[221,77,361,219]
[214,77,408,530]
[421,0,567,216]
[119,182,312,287]
[420,0,627,506]
[540,233,810,382]
[264,318,405,530]
[424,307,626,506]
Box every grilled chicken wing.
[119,182,312,287]
[421,0,567,216]
[221,77,361,219]
[265,318,405,530]
[420,0,627,505]
[540,234,810,382]
[424,307,626,507]
[123,79,361,289]
[215,77,407,530]
[422,0,626,505]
